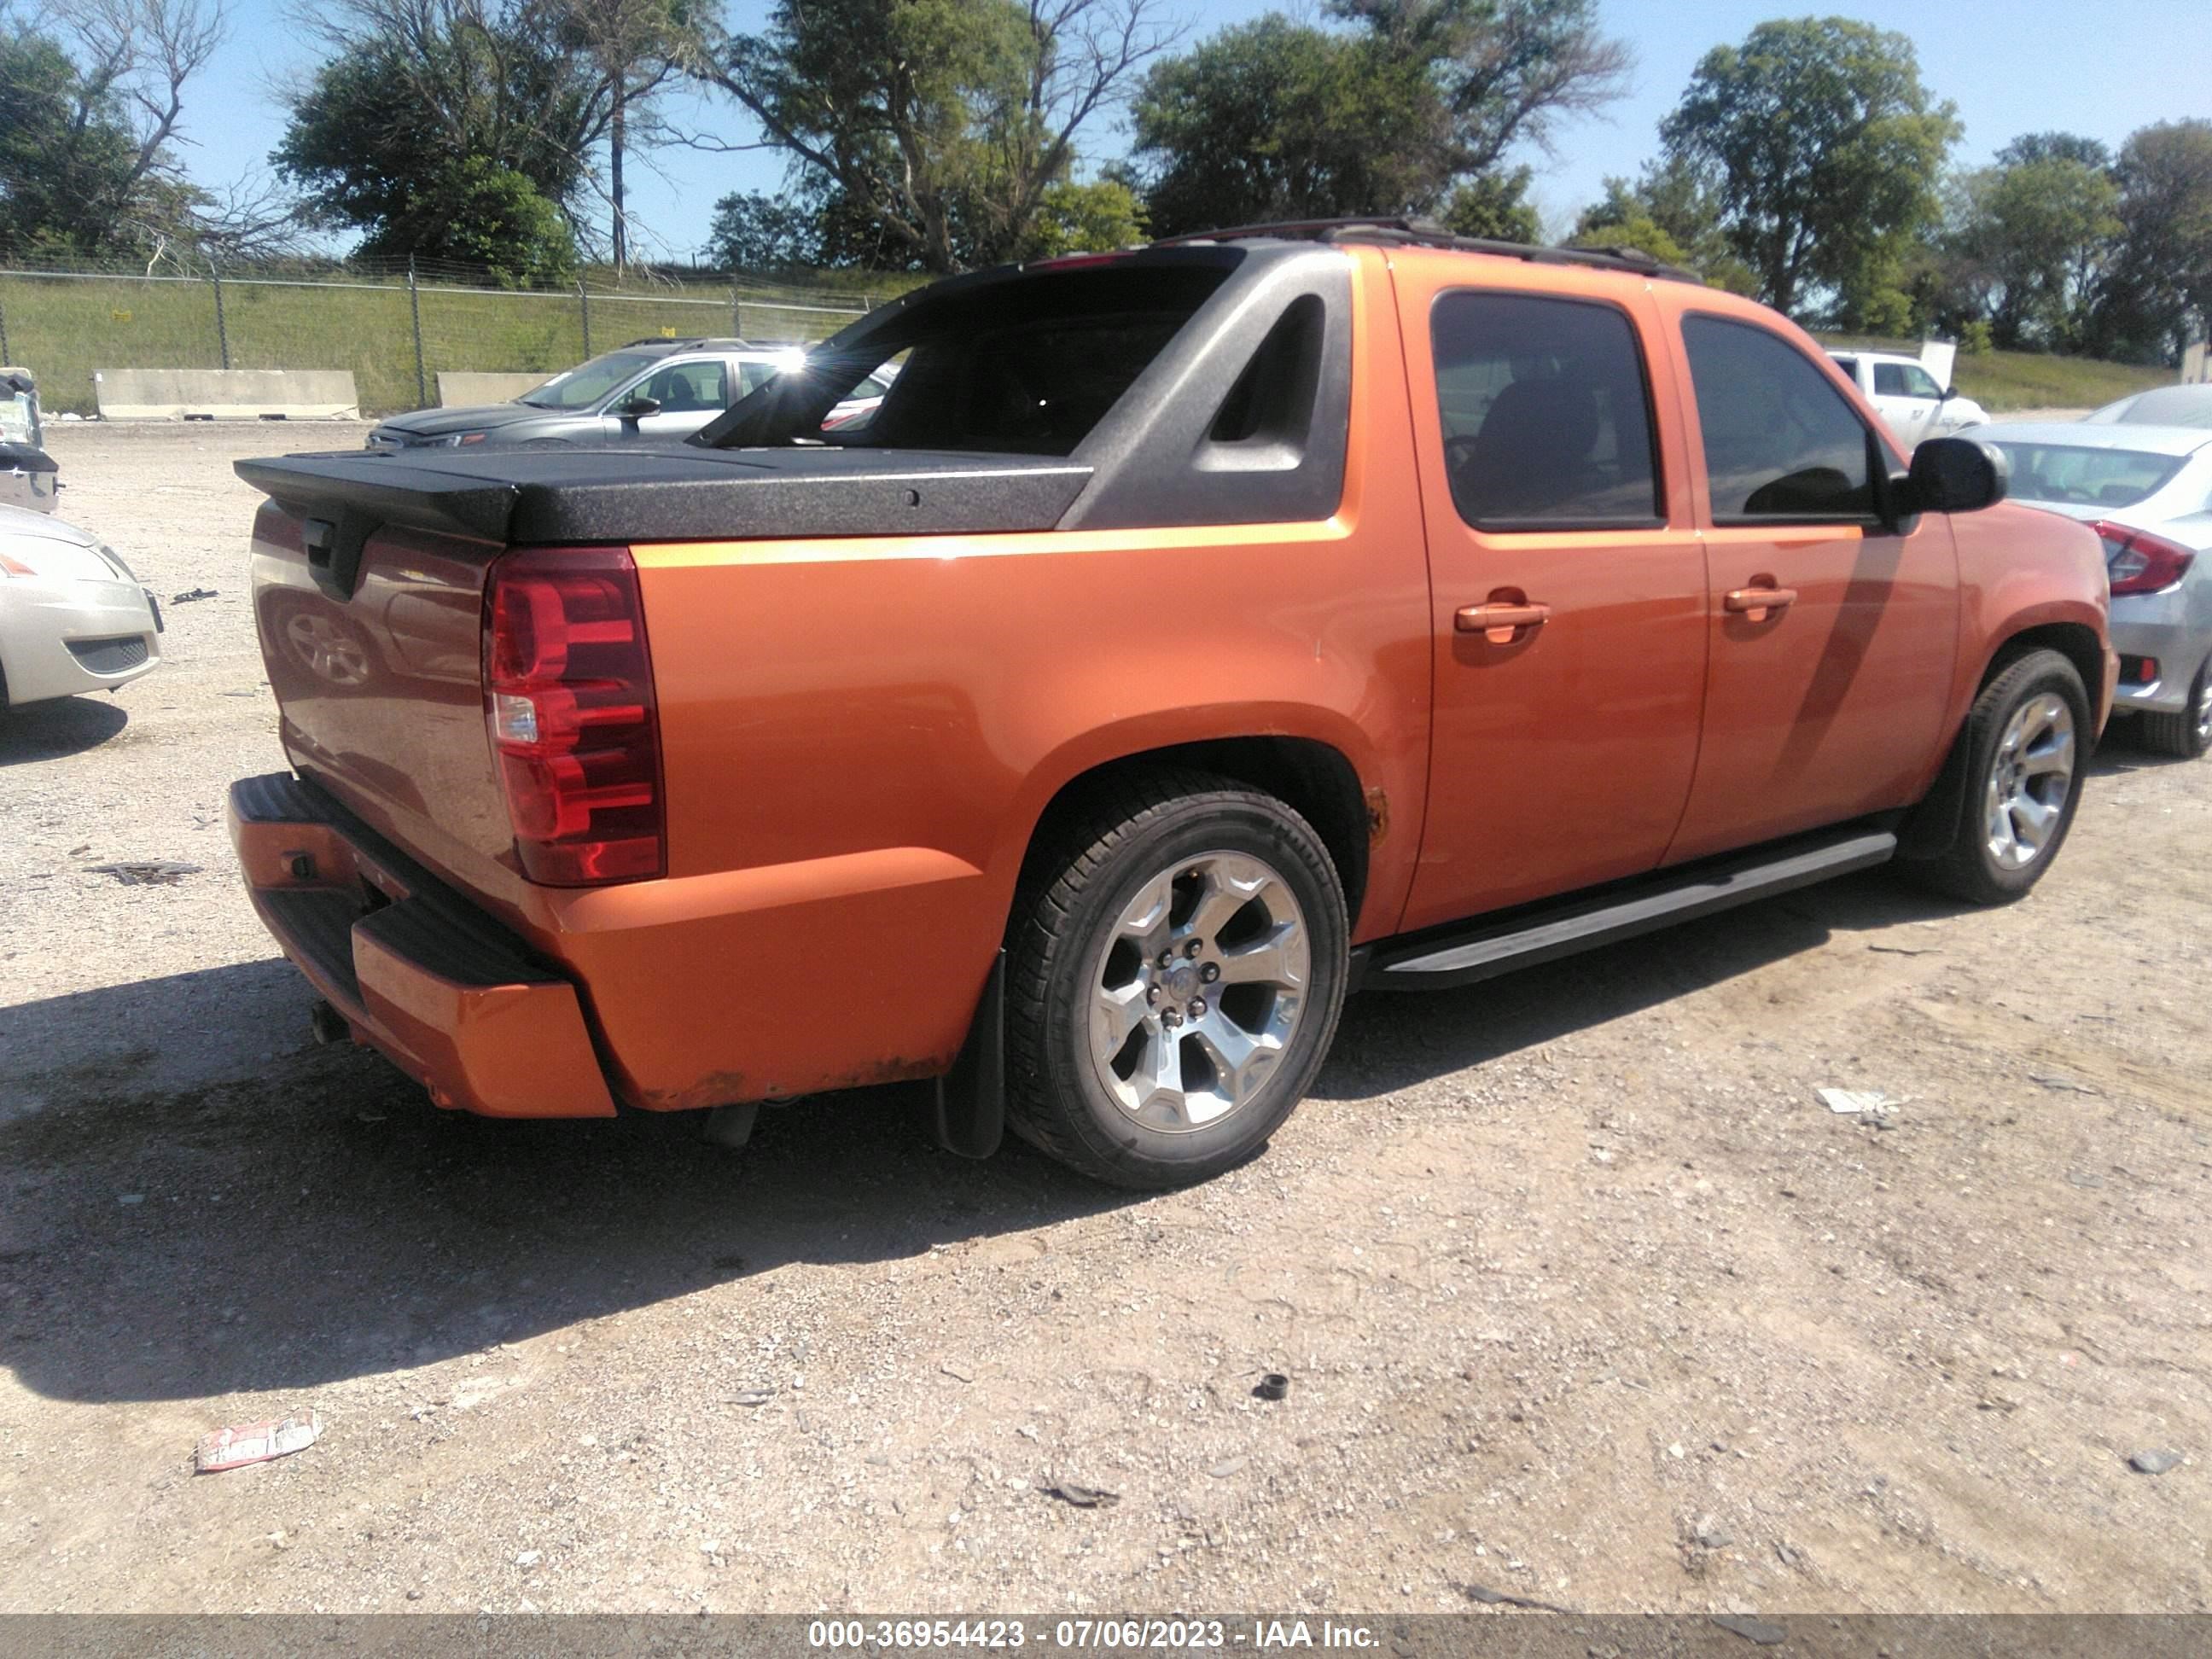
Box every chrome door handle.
[1723,586,1798,617]
[1456,602,1552,643]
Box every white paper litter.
[1817,1088,1891,1115]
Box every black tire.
[1899,648,2091,905]
[2133,655,2212,760]
[1004,770,1349,1189]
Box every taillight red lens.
[482,546,664,885]
[2092,519,2196,597]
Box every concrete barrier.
[437,371,542,407]
[93,369,359,421]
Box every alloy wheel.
[1085,850,1311,1132]
[1984,692,2075,870]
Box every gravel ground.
[0,422,2206,1617]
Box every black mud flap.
[933,952,1005,1160]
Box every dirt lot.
[1,422,2205,1617]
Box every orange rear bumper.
[228,774,616,1118]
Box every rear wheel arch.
[1016,736,1373,932]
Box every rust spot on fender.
[1365,786,1390,842]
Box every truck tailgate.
[247,496,520,906]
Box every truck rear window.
[701,262,1232,457]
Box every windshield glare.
[520,352,658,410]
[1989,442,2186,509]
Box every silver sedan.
[0,505,162,717]
[2084,384,2212,428]
[1979,422,2212,757]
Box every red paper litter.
[194,1412,323,1473]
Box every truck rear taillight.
[2091,520,2196,597]
[482,546,664,885]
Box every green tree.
[1127,0,1625,240]
[706,189,824,269]
[0,0,228,259]
[1438,169,1540,242]
[1568,161,1755,291]
[1331,0,1628,177]
[1949,144,2121,348]
[276,0,608,277]
[1022,178,1148,255]
[1999,131,2110,172]
[2091,119,2212,364]
[414,157,579,284]
[1128,16,1449,236]
[1568,178,1686,264]
[1659,15,1959,322]
[695,0,1176,274]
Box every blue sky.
[182,0,2212,260]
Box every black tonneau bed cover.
[234,445,1097,545]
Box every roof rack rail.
[1151,217,1706,286]
[616,335,757,350]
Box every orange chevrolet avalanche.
[230,220,2114,1188]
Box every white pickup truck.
[1829,348,1988,448]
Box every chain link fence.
[0,253,900,417]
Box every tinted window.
[702,263,1231,457]
[1830,354,1860,381]
[1988,441,2186,509]
[637,360,729,413]
[1683,315,1876,521]
[1431,291,1661,527]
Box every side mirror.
[614,394,662,421]
[1895,435,2008,517]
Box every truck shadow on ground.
[1314,864,1957,1100]
[0,695,127,764]
[0,865,1965,1406]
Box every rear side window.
[1873,361,1941,399]
[1430,291,1662,529]
[1683,315,1876,521]
[1830,354,1859,381]
[705,263,1232,457]
[736,360,784,397]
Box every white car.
[1828,350,1988,447]
[0,505,162,718]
